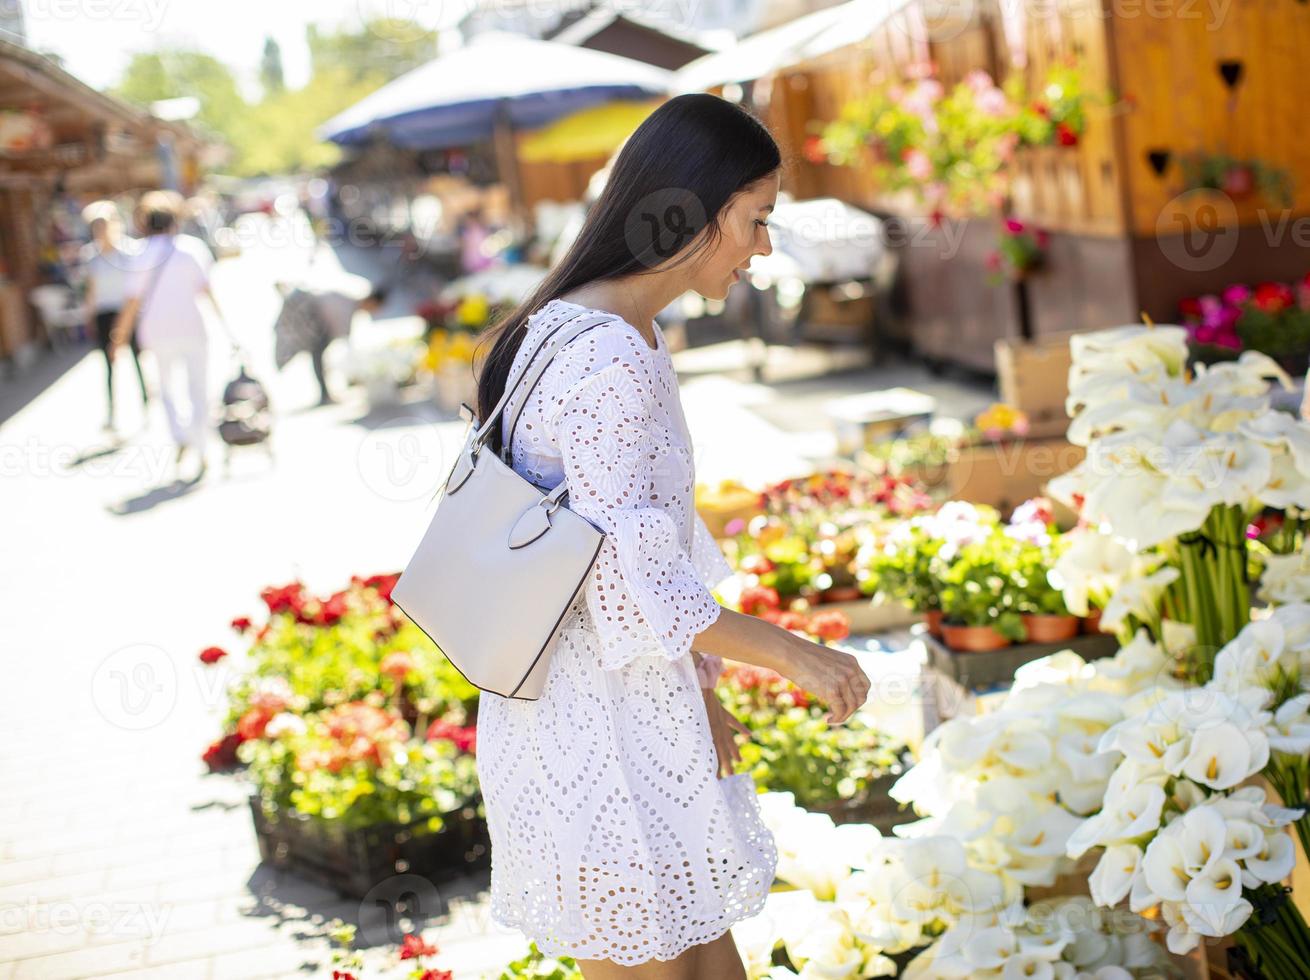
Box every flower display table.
[922,624,1118,693]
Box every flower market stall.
[199,321,1310,979]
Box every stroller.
[217,348,274,471]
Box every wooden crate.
[809,771,912,835]
[994,334,1078,439]
[249,795,490,899]
[943,437,1086,517]
[923,628,1119,693]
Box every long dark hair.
[473,93,782,458]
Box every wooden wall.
[1110,0,1310,236]
[751,0,1310,365]
[514,144,606,210]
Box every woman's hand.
[702,687,750,778]
[687,608,871,724]
[775,634,872,725]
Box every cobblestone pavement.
[0,216,989,979]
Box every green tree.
[260,37,285,96]
[109,18,436,177]
[306,18,437,86]
[236,66,384,176]
[113,50,247,140]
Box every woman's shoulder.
[523,299,659,394]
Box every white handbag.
[391,309,614,701]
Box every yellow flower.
[975,402,1028,433]
[456,294,489,328]
[446,333,476,364]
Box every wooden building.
[714,0,1310,370]
[0,38,207,370]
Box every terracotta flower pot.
[819,586,863,604]
[941,622,1012,652]
[923,608,945,638]
[1081,608,1104,634]
[1022,613,1080,643]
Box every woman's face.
[685,171,780,301]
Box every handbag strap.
[471,308,612,461]
[499,318,614,465]
[137,237,175,321]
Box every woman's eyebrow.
[759,204,775,213]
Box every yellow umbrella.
[518,99,663,164]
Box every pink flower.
[1221,283,1251,306]
[380,651,416,680]
[904,148,933,181]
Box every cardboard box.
[994,334,1079,439]
[944,436,1086,516]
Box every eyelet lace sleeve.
[691,510,735,591]
[544,352,723,670]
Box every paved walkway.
[0,217,989,979]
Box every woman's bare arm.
[691,606,871,724]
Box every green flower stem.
[1266,759,1310,859]
[1236,883,1310,977]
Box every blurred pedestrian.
[80,201,148,433]
[457,205,495,274]
[111,190,229,480]
[272,282,386,406]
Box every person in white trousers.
[110,191,227,480]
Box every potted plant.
[985,220,1049,286]
[1177,151,1295,208]
[864,521,946,636]
[936,527,1025,651]
[201,573,488,897]
[1011,527,1080,643]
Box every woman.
[81,201,148,432]
[111,191,227,480]
[471,94,872,979]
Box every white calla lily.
[1088,845,1141,906]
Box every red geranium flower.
[361,572,401,603]
[260,582,306,615]
[400,933,439,960]
[230,616,252,633]
[1253,281,1293,314]
[380,651,416,680]
[201,732,244,772]
[1055,122,1078,146]
[426,718,477,755]
[802,134,827,164]
[199,646,227,665]
[808,610,851,642]
[236,707,276,740]
[775,611,809,632]
[418,970,453,980]
[740,585,781,616]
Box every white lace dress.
[474,298,778,964]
